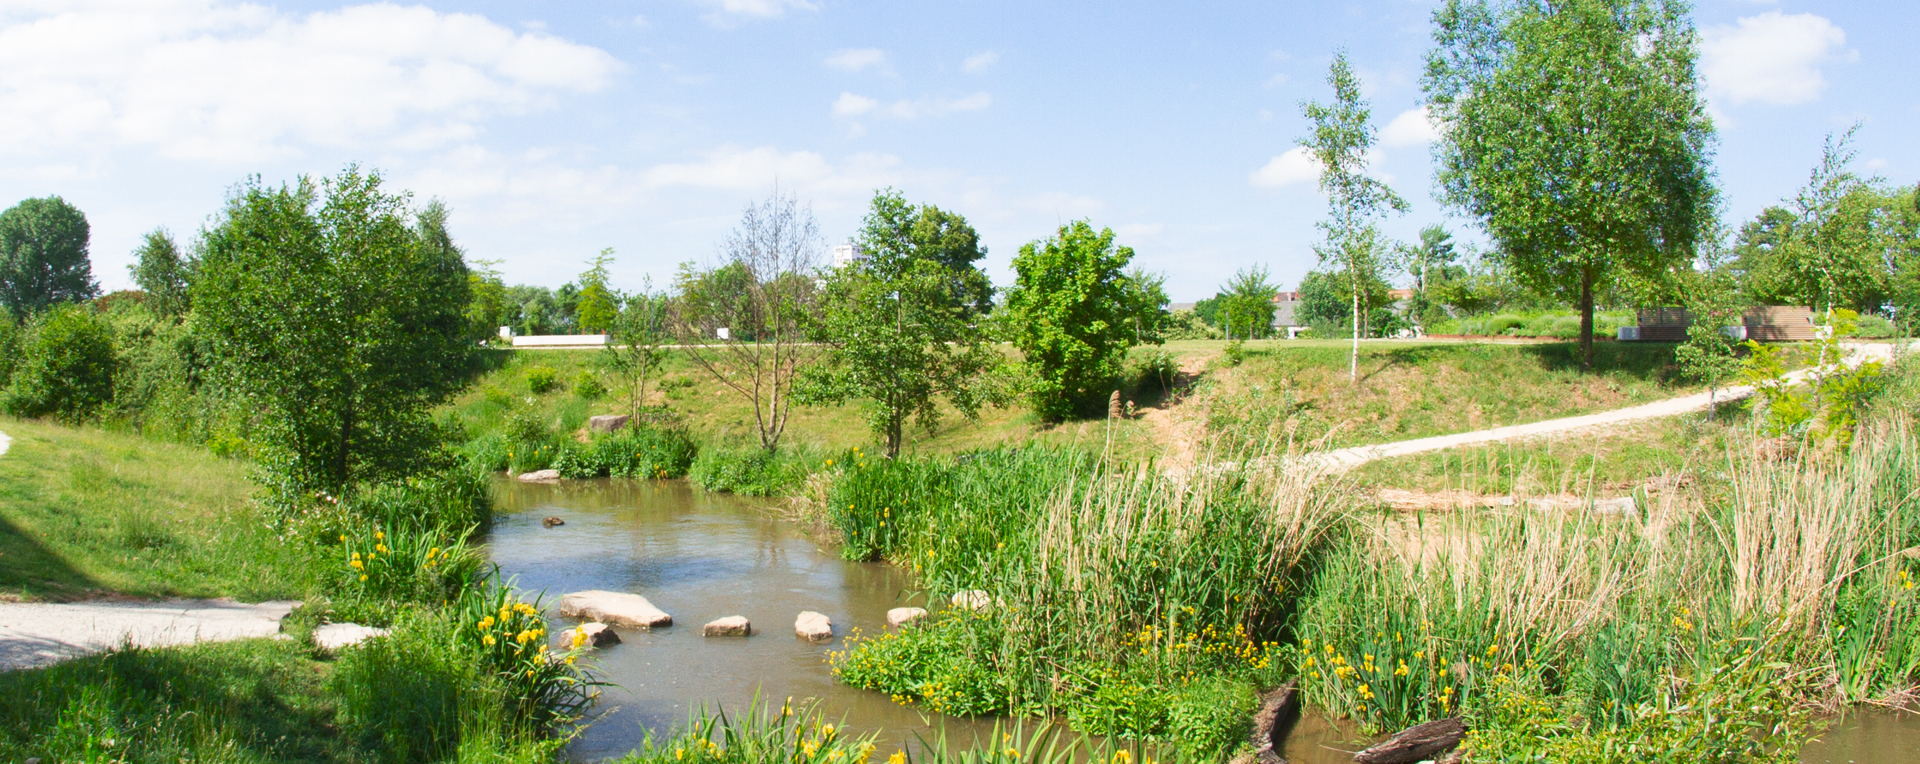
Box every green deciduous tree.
[129,228,192,317]
[603,279,671,417]
[1303,52,1409,383]
[575,248,619,334]
[1426,0,1717,368]
[1,303,117,422]
[857,188,994,314]
[1002,220,1169,421]
[1740,127,1903,317]
[800,192,1004,457]
[0,196,98,315]
[1400,224,1462,329]
[1213,266,1280,340]
[464,258,510,344]
[194,167,474,501]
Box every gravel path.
[0,598,300,670]
[1311,342,1901,471]
[0,427,300,671]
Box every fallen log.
[1353,718,1464,764]
[1247,681,1301,764]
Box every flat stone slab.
[886,607,927,627]
[558,591,672,629]
[563,622,621,648]
[703,616,750,637]
[794,611,832,642]
[0,598,300,671]
[313,623,389,651]
[951,590,992,611]
[517,469,560,482]
[589,414,631,433]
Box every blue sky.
[1,0,1913,300]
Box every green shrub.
[329,612,465,763]
[351,466,495,533]
[1127,348,1179,397]
[572,371,606,400]
[690,447,797,496]
[336,522,485,607]
[524,365,558,394]
[1064,664,1169,739]
[603,426,698,479]
[449,579,598,734]
[830,614,1012,717]
[1167,676,1259,759]
[2,304,118,421]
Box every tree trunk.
[1578,269,1595,370]
[1350,272,1361,385]
[336,406,354,491]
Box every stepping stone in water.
[794,611,832,642]
[313,623,389,651]
[704,616,751,637]
[563,622,621,648]
[886,607,927,627]
[559,591,672,629]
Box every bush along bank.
[812,422,1920,762]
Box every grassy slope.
[0,416,319,602]
[1190,339,1695,449]
[443,348,1163,459]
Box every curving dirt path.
[0,427,299,671]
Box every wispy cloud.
[962,50,998,73]
[825,47,888,73]
[696,0,817,27]
[1701,11,1852,106]
[1380,106,1437,148]
[832,92,991,120]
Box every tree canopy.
[855,188,993,314]
[1002,220,1168,421]
[129,228,192,317]
[193,167,473,500]
[1425,0,1716,367]
[0,196,98,315]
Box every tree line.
[0,173,1170,503]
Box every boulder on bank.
[518,469,560,483]
[794,611,833,642]
[951,590,992,611]
[558,591,672,629]
[313,623,389,651]
[1352,718,1464,764]
[563,622,621,648]
[704,616,751,637]
[589,414,632,433]
[886,607,927,627]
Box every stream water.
[488,478,1920,763]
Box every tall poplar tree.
[1425,0,1716,368]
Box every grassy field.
[0,416,320,602]
[1184,339,1697,451]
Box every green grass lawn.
[1193,339,1698,451]
[0,417,319,602]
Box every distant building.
[832,243,865,268]
[1271,292,1303,335]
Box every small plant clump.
[525,365,560,394]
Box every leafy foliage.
[1,303,118,422]
[575,248,619,334]
[193,167,474,502]
[0,195,98,315]
[127,229,192,317]
[1001,221,1169,420]
[1426,0,1716,366]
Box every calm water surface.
[487,477,1919,763]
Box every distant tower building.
[832,243,865,268]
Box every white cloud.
[1701,12,1851,107]
[832,92,991,120]
[697,0,816,25]
[825,48,887,73]
[0,2,623,161]
[1380,106,1437,148]
[1249,147,1318,188]
[962,50,998,73]
[833,92,878,116]
[1263,73,1288,88]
